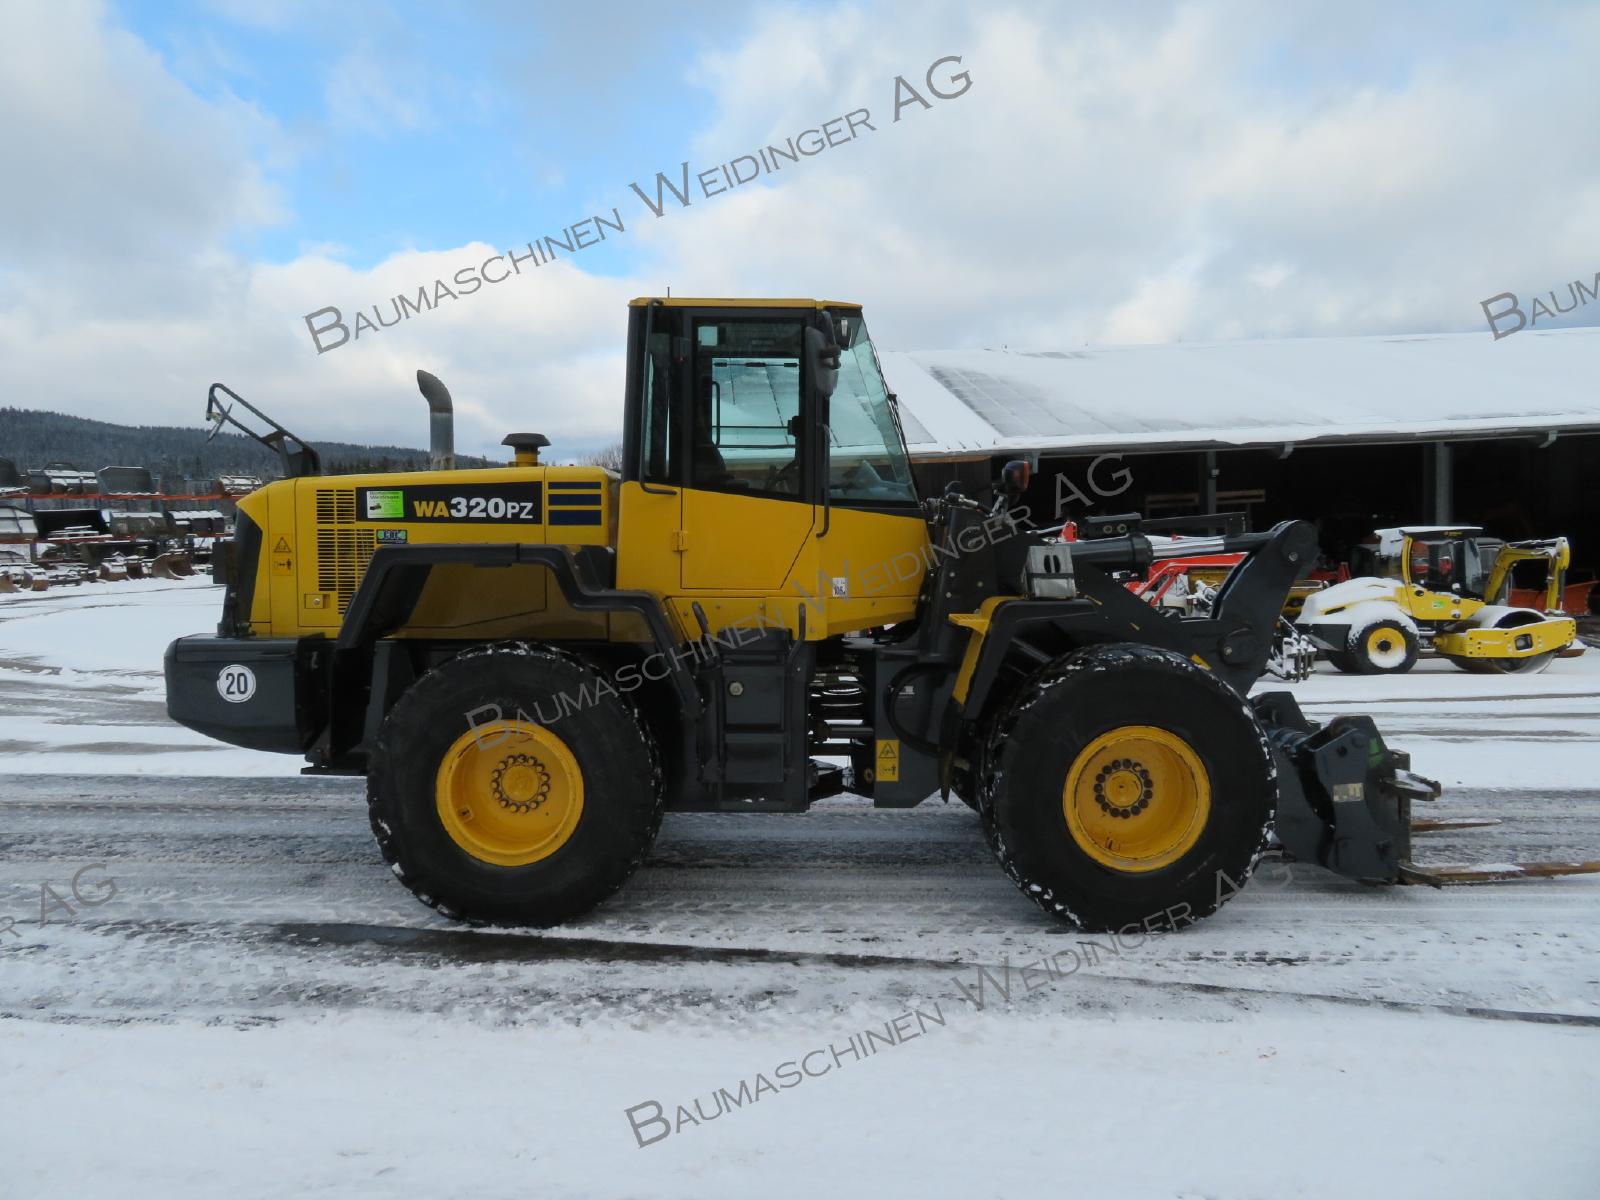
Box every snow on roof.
[880,326,1600,460]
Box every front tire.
[979,644,1277,932]
[1346,619,1419,674]
[368,642,662,925]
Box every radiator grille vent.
[315,489,357,525]
[316,526,375,613]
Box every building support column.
[1201,451,1218,514]
[1431,442,1452,524]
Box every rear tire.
[979,643,1276,932]
[1346,620,1419,674]
[368,642,662,925]
[1324,649,1360,674]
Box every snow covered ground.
[0,576,302,776]
[2,580,1598,1198]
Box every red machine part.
[1128,553,1247,605]
[1509,580,1599,615]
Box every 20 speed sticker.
[217,664,257,703]
[356,482,543,524]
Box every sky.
[1,0,1597,461]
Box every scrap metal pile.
[0,456,254,594]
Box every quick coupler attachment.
[1252,692,1600,887]
[1253,692,1430,883]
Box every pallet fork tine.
[1410,817,1501,834]
[1254,691,1600,888]
[1400,861,1600,886]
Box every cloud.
[636,0,1600,351]
[2,0,1598,460]
[324,43,436,136]
[0,0,284,310]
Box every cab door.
[678,311,817,592]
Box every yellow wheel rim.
[435,719,584,866]
[1062,725,1211,873]
[1363,626,1407,669]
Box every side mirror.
[204,400,231,443]
[805,326,841,400]
[1000,459,1031,496]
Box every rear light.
[217,514,262,637]
[212,537,234,588]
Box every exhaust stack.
[416,369,455,471]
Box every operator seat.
[691,436,735,487]
[691,374,739,487]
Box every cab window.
[690,318,806,498]
[827,314,918,505]
[638,327,677,484]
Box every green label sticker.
[365,489,404,519]
[355,482,545,524]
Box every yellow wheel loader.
[1297,527,1579,675]
[163,300,1599,929]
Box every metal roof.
[628,297,859,309]
[880,326,1600,460]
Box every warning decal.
[875,738,900,783]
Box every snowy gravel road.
[3,772,1598,1025]
[3,581,1599,1198]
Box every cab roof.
[627,297,860,310]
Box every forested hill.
[0,407,489,479]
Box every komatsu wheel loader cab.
[1298,526,1579,675]
[164,299,1600,929]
